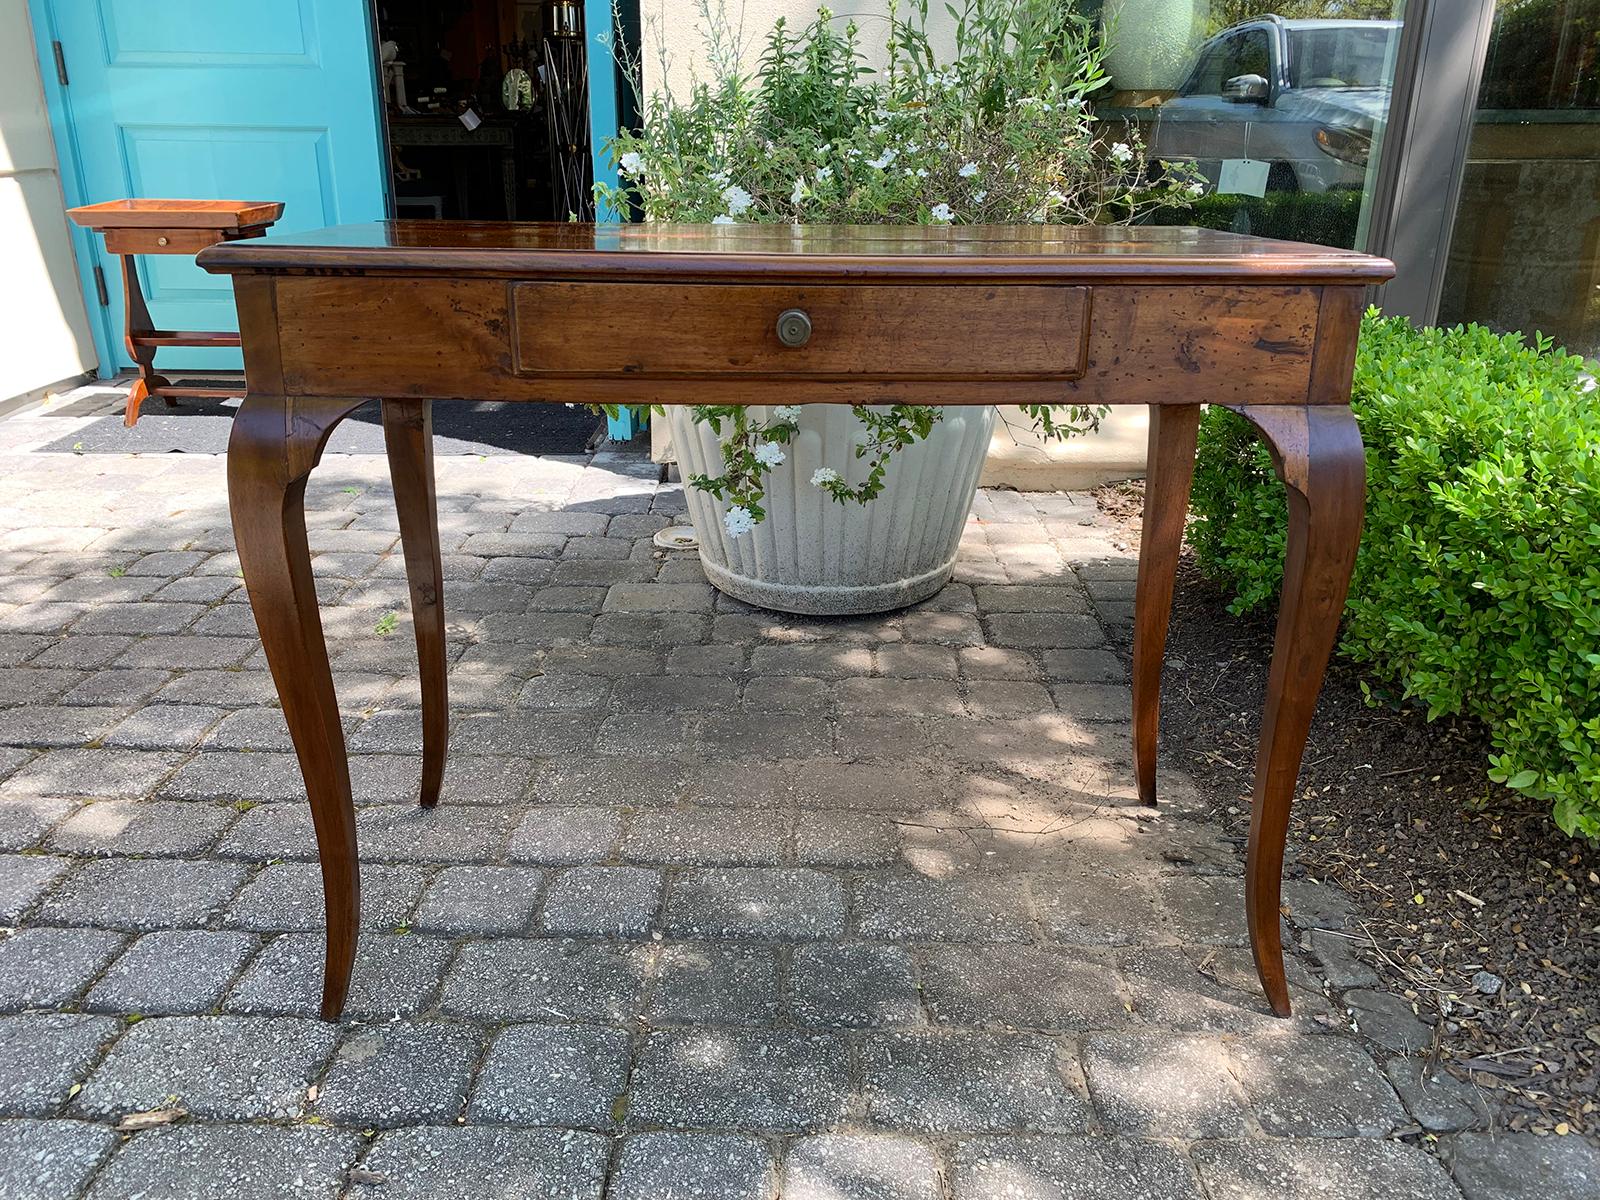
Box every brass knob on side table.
[776,308,812,347]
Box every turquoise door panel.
[41,0,388,372]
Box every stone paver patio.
[0,400,1588,1199]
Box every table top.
[198,221,1395,285]
[68,199,285,232]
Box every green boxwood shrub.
[1189,311,1600,837]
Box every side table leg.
[228,392,368,1019]
[382,399,449,807]
[1132,403,1201,806]
[118,255,171,427]
[1234,404,1365,1016]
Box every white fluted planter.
[670,403,995,615]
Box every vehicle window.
[1219,29,1272,86]
[1288,27,1397,89]
[1181,42,1230,96]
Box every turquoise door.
[32,0,389,373]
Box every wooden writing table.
[197,222,1395,1021]
[67,199,284,426]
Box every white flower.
[790,178,807,205]
[811,467,840,487]
[958,161,979,178]
[866,149,897,169]
[972,190,987,203]
[710,169,730,186]
[722,184,753,214]
[711,214,736,225]
[915,168,928,179]
[773,405,802,423]
[1110,142,1134,164]
[1187,180,1206,196]
[754,441,786,468]
[723,505,756,539]
[815,165,833,181]
[618,151,644,176]
[930,202,953,223]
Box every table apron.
[249,276,1360,407]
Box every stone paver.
[0,852,68,920]
[1439,1131,1600,1200]
[862,1032,1090,1133]
[540,864,660,936]
[0,1119,117,1200]
[666,868,846,940]
[73,1015,337,1120]
[631,1029,851,1130]
[36,857,247,930]
[611,1132,775,1200]
[349,1127,609,1200]
[786,1133,942,1200]
[315,1022,480,1127]
[468,1022,630,1125]
[1192,1137,1463,1200]
[954,1135,1203,1200]
[85,930,257,1015]
[226,932,451,1018]
[0,436,1524,1198]
[440,938,646,1021]
[84,1125,361,1200]
[0,1014,119,1116]
[0,926,124,1009]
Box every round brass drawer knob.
[776,308,812,347]
[157,236,169,246]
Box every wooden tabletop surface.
[198,221,1395,285]
[67,199,285,231]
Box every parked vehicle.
[1147,16,1400,194]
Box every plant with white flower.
[811,467,840,487]
[723,506,756,539]
[594,0,1202,533]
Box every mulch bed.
[1094,480,1599,1139]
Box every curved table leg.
[228,392,367,1020]
[1132,403,1201,806]
[1234,404,1365,1016]
[382,399,449,808]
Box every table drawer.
[511,282,1089,379]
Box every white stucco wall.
[639,1,960,104]
[0,0,98,405]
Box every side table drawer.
[511,282,1090,379]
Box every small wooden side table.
[67,199,285,427]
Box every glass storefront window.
[1096,1,1406,250]
[1438,1,1600,358]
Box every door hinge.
[51,40,68,86]
[92,264,110,307]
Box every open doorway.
[373,0,596,221]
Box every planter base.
[702,549,957,616]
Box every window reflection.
[1100,2,1405,249]
[1439,0,1600,357]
